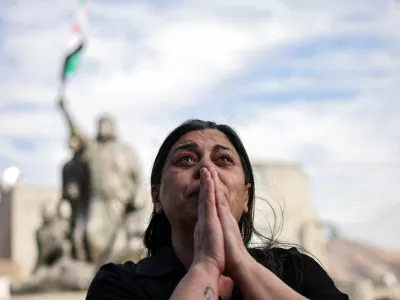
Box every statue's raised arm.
[58,96,91,147]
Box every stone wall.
[251,161,328,267]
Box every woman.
[86,119,348,300]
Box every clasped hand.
[192,167,251,281]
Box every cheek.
[160,169,187,203]
[223,174,247,218]
[230,189,244,216]
[224,173,245,197]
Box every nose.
[194,157,214,180]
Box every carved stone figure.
[11,201,73,294]
[59,133,91,262]
[33,202,70,273]
[58,96,142,263]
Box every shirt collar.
[135,244,186,277]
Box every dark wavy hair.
[143,119,282,256]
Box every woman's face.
[152,129,250,230]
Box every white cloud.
[234,97,400,247]
[1,0,399,247]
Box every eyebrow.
[172,142,234,154]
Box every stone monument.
[58,96,143,264]
[10,96,145,294]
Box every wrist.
[190,259,221,280]
[228,252,254,281]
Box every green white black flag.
[61,0,89,86]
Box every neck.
[171,226,194,270]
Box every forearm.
[233,258,308,300]
[59,102,89,144]
[60,104,75,132]
[170,262,220,300]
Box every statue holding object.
[57,96,143,264]
[12,95,144,294]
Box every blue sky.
[0,0,400,247]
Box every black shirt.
[86,245,348,300]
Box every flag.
[60,0,89,85]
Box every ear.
[151,184,163,214]
[243,183,251,214]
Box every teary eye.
[181,155,194,162]
[218,155,234,163]
[176,154,197,165]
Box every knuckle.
[204,198,214,206]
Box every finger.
[217,200,237,231]
[202,169,219,222]
[217,197,241,251]
[209,168,229,210]
[198,168,218,221]
[197,168,206,220]
[209,169,237,230]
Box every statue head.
[97,114,116,141]
[41,201,56,224]
[68,134,82,153]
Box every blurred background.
[0,0,399,299]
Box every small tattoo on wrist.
[204,285,215,300]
